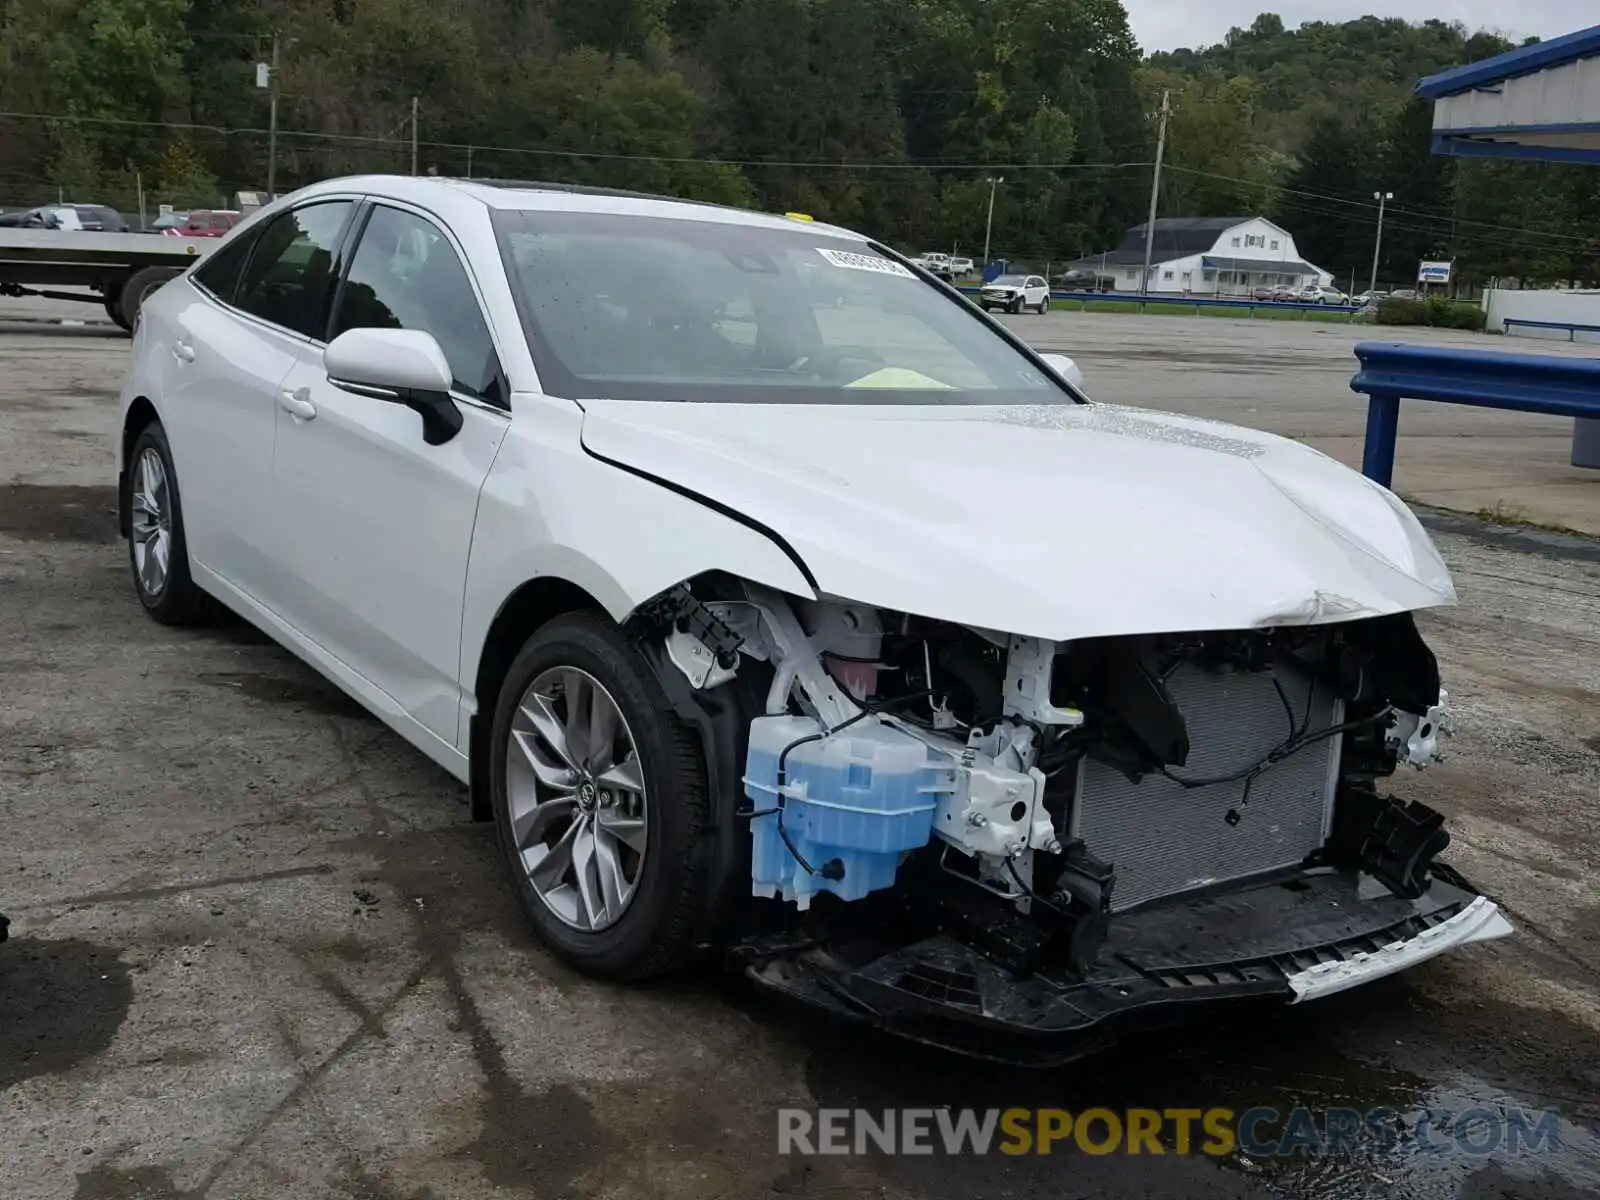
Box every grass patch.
[1401,494,1591,538]
[1046,297,1355,323]
[1464,502,1587,536]
[1473,501,1529,525]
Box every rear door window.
[233,202,355,338]
[192,228,261,303]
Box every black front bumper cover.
[738,865,1487,1067]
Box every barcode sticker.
[816,247,915,278]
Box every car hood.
[578,398,1456,641]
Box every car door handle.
[172,339,196,363]
[278,388,317,421]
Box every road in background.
[1,314,1597,1200]
[0,291,114,328]
[1003,310,1600,536]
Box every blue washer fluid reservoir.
[744,714,951,909]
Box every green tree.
[47,125,103,197]
[152,137,219,207]
[1273,112,1383,284]
[1142,67,1286,218]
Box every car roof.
[289,174,869,242]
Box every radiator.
[1069,660,1342,912]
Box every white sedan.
[116,176,1508,1061]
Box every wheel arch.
[118,396,161,538]
[467,575,608,820]
[464,566,754,819]
[466,566,771,952]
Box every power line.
[1264,191,1591,262]
[1162,163,1597,243]
[0,110,1151,173]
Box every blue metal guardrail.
[957,285,1362,317]
[1503,317,1600,343]
[1350,341,1600,484]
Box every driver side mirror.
[1039,352,1087,393]
[324,327,463,445]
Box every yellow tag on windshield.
[843,367,954,390]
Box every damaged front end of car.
[626,575,1512,1067]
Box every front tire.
[124,422,210,625]
[489,613,711,980]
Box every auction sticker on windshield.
[816,247,915,278]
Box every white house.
[1066,217,1335,296]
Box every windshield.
[491,209,1077,405]
[989,275,1027,286]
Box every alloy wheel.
[505,666,649,932]
[130,447,172,597]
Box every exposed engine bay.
[629,574,1506,1064]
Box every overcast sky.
[1126,1,1581,54]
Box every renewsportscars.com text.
[777,1106,1563,1157]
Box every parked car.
[64,203,129,232]
[0,202,129,231]
[162,209,242,238]
[1353,289,1388,307]
[145,211,191,234]
[948,256,975,277]
[1300,285,1348,305]
[1252,284,1278,301]
[0,205,84,230]
[979,273,1050,313]
[1054,269,1113,293]
[911,253,955,281]
[115,175,1509,1063]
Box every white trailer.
[0,229,214,332]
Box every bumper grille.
[1070,661,1341,911]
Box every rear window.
[492,209,1078,406]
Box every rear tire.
[489,613,712,980]
[118,266,178,330]
[104,295,131,332]
[124,421,211,626]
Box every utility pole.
[263,35,280,200]
[1140,89,1171,297]
[982,176,1004,271]
[1370,190,1393,294]
[411,97,419,176]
